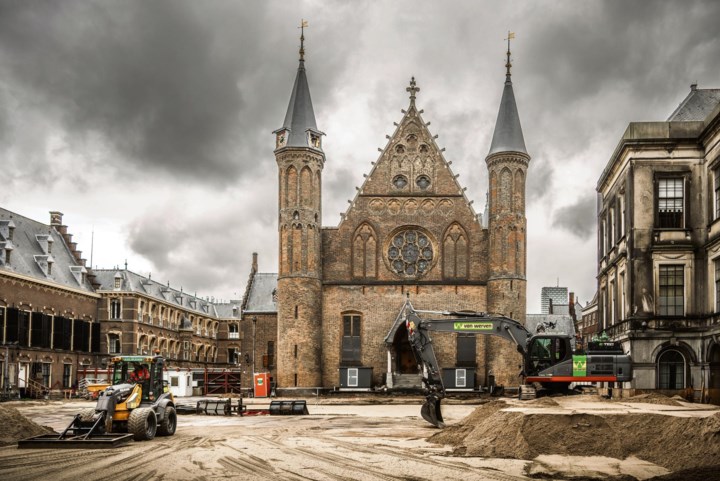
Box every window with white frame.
[657,178,684,228]
[228,323,239,339]
[347,368,358,387]
[110,299,121,319]
[619,195,625,238]
[658,265,684,316]
[455,369,467,387]
[108,334,121,354]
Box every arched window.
[658,349,686,389]
[443,223,468,279]
[352,224,377,278]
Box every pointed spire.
[488,32,527,156]
[406,76,420,107]
[299,19,307,62]
[505,31,514,81]
[275,20,323,150]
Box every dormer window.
[114,274,122,290]
[307,131,321,148]
[70,266,87,285]
[276,129,288,149]
[0,242,11,265]
[36,234,52,254]
[0,220,15,241]
[34,255,53,276]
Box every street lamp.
[252,317,257,376]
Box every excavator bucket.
[421,394,445,428]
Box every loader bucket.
[421,394,445,428]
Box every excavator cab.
[525,335,573,377]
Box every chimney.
[252,252,258,273]
[50,211,63,227]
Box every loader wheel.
[157,406,177,436]
[128,408,157,441]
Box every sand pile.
[613,393,684,407]
[430,400,720,471]
[0,404,55,446]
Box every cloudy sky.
[1,0,719,311]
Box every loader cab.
[110,355,166,403]
[525,335,572,376]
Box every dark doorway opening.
[393,322,418,374]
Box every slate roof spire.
[488,32,528,156]
[275,19,324,150]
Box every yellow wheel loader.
[19,355,176,448]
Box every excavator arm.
[404,302,532,428]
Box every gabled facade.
[596,84,720,401]
[261,38,532,391]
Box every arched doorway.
[657,349,686,389]
[393,323,418,374]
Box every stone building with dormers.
[93,269,223,364]
[0,208,247,397]
[0,209,100,397]
[596,84,720,402]
[249,38,532,392]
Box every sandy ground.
[0,395,717,481]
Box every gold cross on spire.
[299,19,309,61]
[505,31,515,79]
[406,76,420,104]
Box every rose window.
[387,230,434,277]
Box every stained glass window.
[387,230,434,277]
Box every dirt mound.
[614,393,683,407]
[0,404,55,446]
[528,396,560,407]
[647,465,720,481]
[430,401,720,472]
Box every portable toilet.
[253,372,270,398]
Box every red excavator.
[404,302,632,427]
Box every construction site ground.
[0,393,718,481]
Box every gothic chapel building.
[247,36,532,392]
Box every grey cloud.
[0,1,350,187]
[551,195,596,240]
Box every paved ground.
[0,395,716,480]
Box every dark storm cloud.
[552,195,596,240]
[0,1,346,185]
[522,0,720,132]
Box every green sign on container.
[573,355,587,377]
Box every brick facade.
[268,69,531,389]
